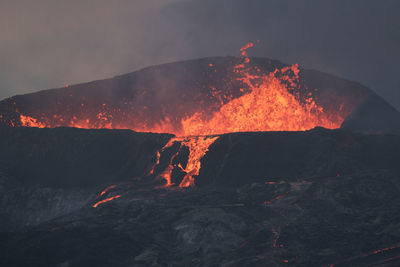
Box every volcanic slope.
[1,126,400,266]
[1,57,399,133]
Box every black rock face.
[197,128,400,187]
[1,126,400,266]
[0,126,171,230]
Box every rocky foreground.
[1,126,400,266]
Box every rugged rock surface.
[0,126,171,230]
[1,126,400,266]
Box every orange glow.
[178,136,218,187]
[97,185,116,198]
[20,115,46,128]
[92,195,121,208]
[148,151,161,175]
[153,136,218,188]
[240,42,254,58]
[67,113,113,129]
[263,191,289,205]
[178,42,343,135]
[180,63,342,136]
[154,138,180,186]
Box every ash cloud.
[1,0,399,110]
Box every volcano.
[1,47,400,266]
[1,47,400,134]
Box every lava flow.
[150,136,218,188]
[19,114,46,128]
[92,195,121,208]
[96,185,117,198]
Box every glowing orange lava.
[152,136,218,188]
[20,115,46,128]
[180,58,342,135]
[92,195,121,208]
[97,185,116,198]
[178,136,219,187]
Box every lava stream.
[92,195,121,208]
[96,185,116,198]
[151,136,218,188]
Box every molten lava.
[151,136,218,188]
[180,64,342,135]
[20,115,46,128]
[96,185,117,198]
[178,136,219,187]
[92,195,121,208]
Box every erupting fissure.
[16,42,344,136]
[12,43,346,188]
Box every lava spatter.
[20,114,46,128]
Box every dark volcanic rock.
[1,126,400,266]
[197,128,400,187]
[0,126,172,188]
[0,126,171,230]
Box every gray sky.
[1,0,399,110]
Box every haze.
[1,0,399,110]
